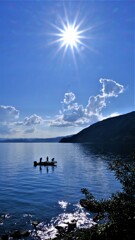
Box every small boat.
[34,160,57,166]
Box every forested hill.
[60,111,135,144]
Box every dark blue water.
[0,143,122,237]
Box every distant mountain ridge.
[60,111,135,144]
[0,136,63,143]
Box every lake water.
[0,143,123,238]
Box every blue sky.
[0,0,134,138]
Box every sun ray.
[51,19,86,53]
[48,10,97,62]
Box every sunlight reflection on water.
[31,202,96,240]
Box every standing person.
[40,157,42,163]
[46,156,49,161]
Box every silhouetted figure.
[51,158,55,162]
[40,157,42,163]
[46,156,49,161]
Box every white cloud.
[86,95,106,115]
[100,78,124,97]
[24,114,43,126]
[63,92,76,104]
[0,106,44,136]
[50,117,73,127]
[0,105,19,122]
[0,105,20,135]
[22,114,44,135]
[0,122,19,135]
[51,78,125,127]
[63,103,85,122]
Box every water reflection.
[34,165,56,173]
[79,143,135,159]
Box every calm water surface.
[0,143,122,237]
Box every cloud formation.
[0,78,125,137]
[0,105,20,135]
[0,105,19,122]
[24,114,43,126]
[51,78,125,127]
[63,92,76,104]
[23,114,43,134]
[0,106,43,135]
[100,78,124,97]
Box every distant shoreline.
[0,137,63,143]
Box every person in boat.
[51,158,55,162]
[40,157,42,163]
[46,156,49,162]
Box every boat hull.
[34,161,57,166]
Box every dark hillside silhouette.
[60,111,135,144]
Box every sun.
[58,23,82,50]
[50,15,89,59]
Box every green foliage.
[108,160,135,196]
[80,160,135,240]
[81,188,95,201]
